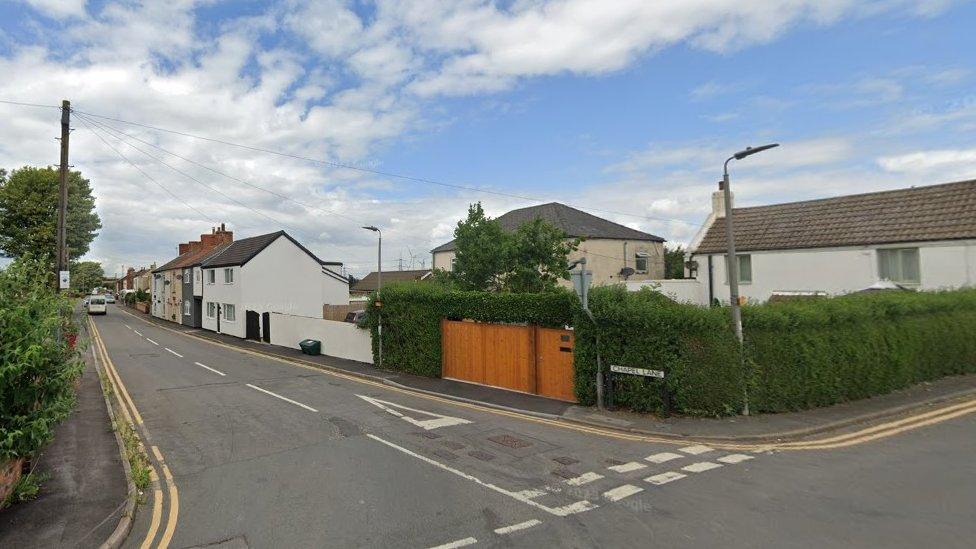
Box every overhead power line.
[73,107,699,228]
[0,99,62,109]
[77,115,217,224]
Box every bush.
[0,257,83,462]
[576,286,976,416]
[365,282,577,377]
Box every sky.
[0,0,974,277]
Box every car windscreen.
[91,298,105,304]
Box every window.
[878,248,920,284]
[725,254,752,284]
[184,269,192,284]
[183,300,191,316]
[223,303,236,322]
[224,268,234,284]
[195,269,201,282]
[634,252,649,273]
[207,270,215,284]
[207,302,216,318]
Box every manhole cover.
[551,468,577,480]
[441,440,465,450]
[553,456,579,466]
[488,434,532,449]
[469,450,496,461]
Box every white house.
[641,179,976,305]
[200,231,349,340]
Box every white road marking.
[602,484,643,502]
[645,471,686,485]
[165,348,183,358]
[645,452,683,464]
[146,338,159,346]
[246,384,318,412]
[494,519,541,535]
[124,324,132,330]
[679,444,714,455]
[429,537,477,549]
[718,454,754,464]
[134,330,143,336]
[681,462,723,473]
[366,434,598,517]
[194,362,226,376]
[514,489,547,499]
[607,461,646,473]
[355,394,472,430]
[565,472,603,486]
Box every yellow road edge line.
[152,446,180,549]
[112,308,976,452]
[91,318,145,425]
[90,318,134,426]
[140,468,164,549]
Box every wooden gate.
[441,320,576,402]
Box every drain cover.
[440,440,465,450]
[488,434,532,449]
[553,456,579,466]
[469,450,496,461]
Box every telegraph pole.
[55,99,71,292]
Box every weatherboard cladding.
[694,179,976,255]
[431,202,664,253]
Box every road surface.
[89,306,976,548]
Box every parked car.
[104,293,116,303]
[87,295,107,315]
[344,310,367,325]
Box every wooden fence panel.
[535,327,577,402]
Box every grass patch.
[114,420,151,494]
[1,470,51,509]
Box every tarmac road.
[91,307,976,548]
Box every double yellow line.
[112,308,976,452]
[89,317,179,548]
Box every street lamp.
[723,143,778,415]
[363,225,382,369]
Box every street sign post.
[59,270,70,290]
[608,364,671,416]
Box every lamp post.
[363,226,382,368]
[723,143,778,416]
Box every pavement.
[98,304,976,548]
[127,305,976,443]
[0,313,129,548]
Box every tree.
[664,245,687,279]
[70,261,104,294]
[503,217,578,293]
[0,166,101,260]
[450,203,510,291]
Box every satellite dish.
[619,267,635,280]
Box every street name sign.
[610,365,664,378]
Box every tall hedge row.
[366,282,576,377]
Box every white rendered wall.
[269,313,373,364]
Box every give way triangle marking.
[355,394,472,430]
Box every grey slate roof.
[202,231,338,269]
[431,202,664,253]
[693,179,976,254]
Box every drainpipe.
[707,255,714,306]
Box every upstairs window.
[184,269,192,284]
[207,270,215,284]
[878,248,920,284]
[224,268,234,284]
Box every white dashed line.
[679,444,714,455]
[494,519,541,535]
[645,471,687,485]
[645,452,683,464]
[366,434,598,517]
[608,461,647,473]
[246,384,318,412]
[146,338,159,346]
[602,484,643,502]
[165,347,183,358]
[133,330,143,336]
[429,537,477,549]
[718,454,754,464]
[514,489,547,499]
[124,324,132,330]
[681,462,723,473]
[194,362,226,376]
[565,472,604,486]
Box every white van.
[87,295,107,315]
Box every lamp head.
[733,143,779,160]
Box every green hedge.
[576,286,976,416]
[0,258,84,461]
[365,282,577,377]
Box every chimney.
[127,267,135,275]
[213,222,233,245]
[712,180,732,218]
[178,243,190,255]
[200,233,216,247]
[188,240,203,253]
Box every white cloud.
[21,0,86,19]
[877,147,976,179]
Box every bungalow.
[431,202,666,286]
[200,230,348,340]
[657,179,976,304]
[350,269,432,298]
[151,225,234,324]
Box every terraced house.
[151,225,233,324]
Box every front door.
[245,310,260,340]
[261,312,271,343]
